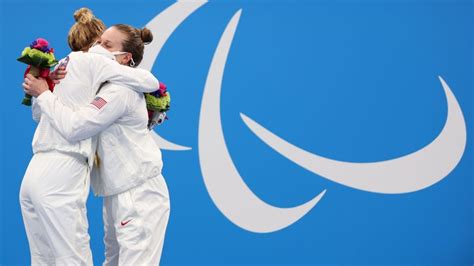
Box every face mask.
[89,44,135,66]
[88,44,116,60]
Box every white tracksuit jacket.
[32,51,159,166]
[21,51,160,265]
[36,82,163,196]
[34,65,168,266]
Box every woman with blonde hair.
[68,8,106,52]
[25,23,170,265]
[20,8,159,265]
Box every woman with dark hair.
[24,24,170,265]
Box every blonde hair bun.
[68,7,105,51]
[74,8,94,24]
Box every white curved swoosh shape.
[142,0,207,151]
[241,77,467,194]
[199,9,326,233]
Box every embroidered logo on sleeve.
[91,97,107,109]
[121,219,132,226]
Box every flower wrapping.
[145,81,171,130]
[17,38,58,106]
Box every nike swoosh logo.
[121,219,132,226]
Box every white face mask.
[88,43,135,66]
[88,44,115,60]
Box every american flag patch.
[91,97,107,109]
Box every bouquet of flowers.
[17,38,58,106]
[145,81,171,130]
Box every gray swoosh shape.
[199,9,326,233]
[142,0,207,151]
[241,77,466,194]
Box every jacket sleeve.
[31,97,41,122]
[85,53,159,93]
[35,85,130,142]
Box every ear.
[122,52,133,65]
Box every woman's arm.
[34,83,131,142]
[85,52,159,93]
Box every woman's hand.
[23,74,49,97]
[50,65,67,84]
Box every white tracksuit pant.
[19,151,92,265]
[102,175,170,266]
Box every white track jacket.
[36,82,163,196]
[32,51,158,166]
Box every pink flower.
[30,38,50,53]
[157,82,167,97]
[150,81,168,97]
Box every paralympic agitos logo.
[140,1,467,233]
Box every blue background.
[1,0,472,265]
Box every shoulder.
[98,83,142,112]
[68,51,83,57]
[81,52,103,59]
[64,51,97,66]
[66,51,85,61]
[80,52,116,64]
[99,83,139,99]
